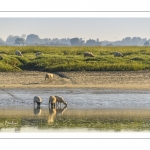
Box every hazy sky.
[1,18,150,41]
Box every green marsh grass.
[0,46,150,72]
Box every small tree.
[15,38,25,45]
[70,38,80,46]
[144,41,149,46]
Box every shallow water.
[0,88,150,132]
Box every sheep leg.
[56,102,59,107]
[34,102,36,108]
[37,102,41,108]
[51,103,53,108]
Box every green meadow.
[0,46,150,72]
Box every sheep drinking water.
[33,96,42,107]
[45,73,53,80]
[55,96,67,107]
[49,96,56,108]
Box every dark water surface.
[0,88,150,132]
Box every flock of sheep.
[14,50,123,58]
[33,95,67,109]
[33,96,68,124]
[15,50,123,109]
[15,50,43,57]
[84,51,123,57]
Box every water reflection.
[48,105,67,124]
[1,88,150,132]
[33,106,42,116]
[0,108,150,132]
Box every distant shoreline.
[0,70,150,90]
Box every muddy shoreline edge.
[0,70,150,90]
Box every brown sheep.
[45,73,54,80]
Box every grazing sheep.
[33,96,42,107]
[114,51,123,57]
[15,50,22,56]
[49,96,56,108]
[45,73,53,80]
[55,96,67,107]
[84,52,94,57]
[36,52,43,57]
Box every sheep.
[45,73,53,80]
[114,51,123,57]
[33,96,42,107]
[36,52,43,57]
[55,96,67,107]
[84,52,94,57]
[49,96,56,108]
[15,50,22,56]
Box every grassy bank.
[1,116,150,131]
[0,46,150,72]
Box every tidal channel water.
[0,88,150,132]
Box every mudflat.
[0,70,150,90]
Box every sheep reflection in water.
[48,105,67,124]
[33,104,42,116]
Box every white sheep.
[114,51,123,57]
[55,96,67,107]
[49,96,56,108]
[84,52,94,57]
[33,96,42,107]
[45,73,53,80]
[15,50,22,56]
[36,52,43,57]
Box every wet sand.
[0,70,150,90]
